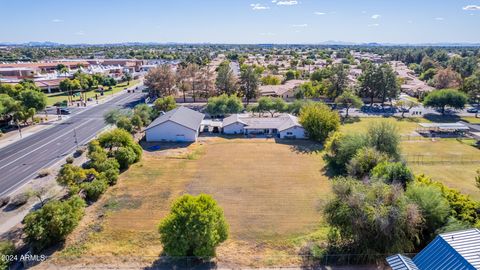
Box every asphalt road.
[0,88,145,197]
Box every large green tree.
[206,94,243,116]
[335,90,363,119]
[326,63,349,99]
[239,66,260,105]
[215,61,238,95]
[299,102,340,143]
[461,72,480,117]
[158,194,229,258]
[423,89,468,114]
[358,63,399,105]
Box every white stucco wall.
[223,122,245,134]
[146,121,198,142]
[279,126,306,139]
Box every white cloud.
[292,24,308,27]
[250,3,269,10]
[435,17,444,21]
[463,5,480,11]
[371,14,381,19]
[260,32,276,36]
[368,23,380,27]
[271,0,277,2]
[314,11,326,15]
[52,19,63,23]
[75,30,85,36]
[276,0,298,6]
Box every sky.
[1,0,480,44]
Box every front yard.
[43,138,330,268]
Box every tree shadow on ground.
[144,257,216,270]
[342,116,361,125]
[141,141,194,153]
[422,113,462,123]
[274,139,324,154]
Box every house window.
[287,132,293,135]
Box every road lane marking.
[0,119,94,171]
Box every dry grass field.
[45,138,330,268]
[402,139,480,200]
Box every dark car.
[58,108,71,115]
[467,108,478,113]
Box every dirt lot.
[40,138,331,268]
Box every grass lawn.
[341,117,480,200]
[46,80,141,106]
[52,138,330,268]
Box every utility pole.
[16,120,22,139]
[73,128,79,149]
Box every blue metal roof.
[413,229,480,270]
[387,254,420,270]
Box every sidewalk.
[0,116,69,150]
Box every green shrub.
[324,132,368,174]
[24,196,86,251]
[158,194,229,258]
[371,161,413,187]
[406,182,451,240]
[324,178,422,259]
[101,168,119,185]
[81,178,108,202]
[116,116,133,133]
[0,241,15,270]
[347,147,387,179]
[416,175,480,226]
[115,147,137,169]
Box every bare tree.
[185,64,200,102]
[198,67,216,98]
[176,65,192,103]
[145,65,176,98]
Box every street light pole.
[73,128,79,149]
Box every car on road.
[58,108,71,115]
[467,108,478,113]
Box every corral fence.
[402,154,480,165]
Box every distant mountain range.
[1,41,480,47]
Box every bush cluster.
[23,128,142,252]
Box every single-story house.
[145,106,205,142]
[259,80,306,99]
[387,228,480,270]
[222,114,306,139]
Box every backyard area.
[341,117,480,200]
[43,138,331,268]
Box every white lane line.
[0,119,94,171]
[0,92,138,158]
[0,124,111,197]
